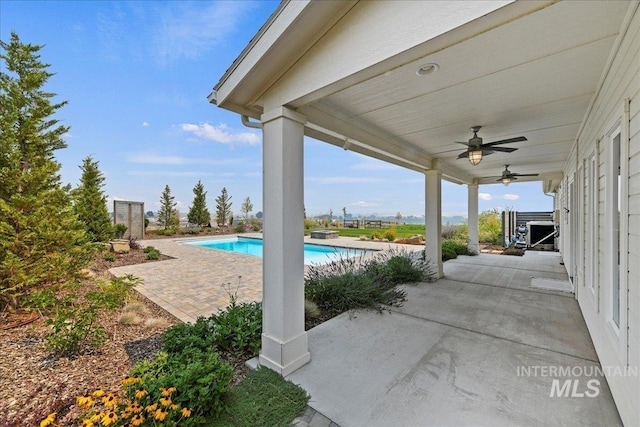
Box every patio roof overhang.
[211,0,633,191]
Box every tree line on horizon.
[154,183,256,230]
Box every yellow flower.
[181,407,192,417]
[135,389,148,399]
[40,412,56,427]
[159,397,172,407]
[121,376,141,386]
[129,402,143,413]
[131,414,145,426]
[101,411,118,426]
[93,390,106,398]
[77,395,95,409]
[160,386,177,396]
[154,408,168,421]
[102,393,117,407]
[145,403,157,413]
[170,404,179,410]
[90,413,103,423]
[80,420,95,427]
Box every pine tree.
[157,185,176,229]
[187,180,210,227]
[215,187,232,226]
[241,196,253,221]
[73,156,114,242]
[0,32,94,310]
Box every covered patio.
[210,0,639,424]
[288,252,621,426]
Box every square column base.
[259,331,311,376]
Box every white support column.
[259,106,310,376]
[425,169,443,278]
[468,183,479,255]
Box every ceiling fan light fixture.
[468,150,483,165]
[502,177,511,186]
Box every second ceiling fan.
[456,126,527,165]
[487,165,539,186]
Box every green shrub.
[209,296,262,358]
[442,240,469,256]
[156,227,176,236]
[442,247,457,261]
[30,275,140,354]
[162,319,215,354]
[235,224,246,233]
[114,223,128,239]
[370,231,382,240]
[162,289,262,359]
[103,252,116,262]
[479,209,502,244]
[128,347,234,421]
[383,229,396,241]
[143,245,156,253]
[305,249,435,314]
[382,255,423,284]
[304,218,318,230]
[146,248,161,260]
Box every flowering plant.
[40,377,192,426]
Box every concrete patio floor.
[287,252,622,427]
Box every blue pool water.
[185,237,369,265]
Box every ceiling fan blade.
[455,141,470,146]
[487,146,518,153]
[457,151,469,159]
[511,173,539,177]
[483,136,527,147]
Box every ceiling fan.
[487,164,539,186]
[456,126,527,165]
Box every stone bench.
[310,230,339,239]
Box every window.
[611,132,621,326]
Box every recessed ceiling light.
[416,63,439,76]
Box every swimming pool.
[184,237,370,265]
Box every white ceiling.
[295,1,631,185]
[214,1,633,187]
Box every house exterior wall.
[558,5,640,425]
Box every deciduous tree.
[241,196,253,221]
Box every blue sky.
[1,1,552,219]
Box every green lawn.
[333,224,425,238]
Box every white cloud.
[479,192,493,201]
[142,121,149,127]
[128,171,217,178]
[351,161,395,171]
[503,194,520,200]
[307,176,383,184]
[180,122,260,146]
[126,153,241,165]
[152,2,251,66]
[350,201,380,208]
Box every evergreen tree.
[241,196,253,221]
[187,180,210,227]
[157,185,176,229]
[0,32,93,310]
[73,156,113,242]
[215,187,232,226]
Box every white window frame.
[604,116,628,363]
